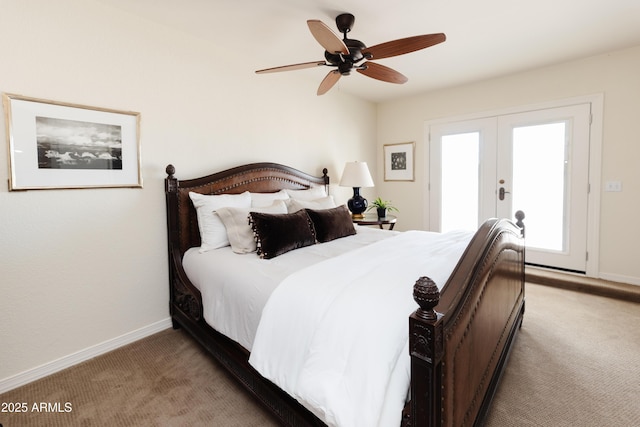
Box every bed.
[164,162,525,427]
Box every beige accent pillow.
[217,200,288,253]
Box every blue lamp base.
[347,187,368,219]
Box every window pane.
[441,132,479,232]
[512,122,566,251]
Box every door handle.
[499,187,510,200]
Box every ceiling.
[100,0,640,103]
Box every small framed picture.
[3,93,142,190]
[384,142,415,181]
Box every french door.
[429,103,592,273]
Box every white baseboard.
[0,317,172,395]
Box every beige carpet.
[0,328,278,427]
[485,283,640,427]
[1,283,639,427]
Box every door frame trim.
[424,93,603,278]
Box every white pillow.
[188,191,251,252]
[285,186,327,201]
[250,190,290,207]
[217,200,288,253]
[287,195,336,213]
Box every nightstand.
[353,214,397,230]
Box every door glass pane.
[441,132,479,232]
[512,122,566,251]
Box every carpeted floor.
[0,326,278,427]
[484,283,640,426]
[1,283,639,426]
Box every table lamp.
[339,161,374,219]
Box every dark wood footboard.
[165,163,525,427]
[407,219,525,427]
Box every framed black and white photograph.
[3,93,142,190]
[384,142,415,181]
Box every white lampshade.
[339,161,375,188]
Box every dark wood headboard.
[165,162,329,256]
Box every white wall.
[0,0,376,387]
[376,45,640,285]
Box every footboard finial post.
[409,276,444,427]
[413,277,440,320]
[515,210,525,237]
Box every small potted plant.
[367,197,398,218]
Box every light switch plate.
[605,181,622,192]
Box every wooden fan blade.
[317,70,341,95]
[364,33,446,60]
[357,62,408,84]
[256,60,326,74]
[307,20,349,55]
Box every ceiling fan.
[255,13,445,95]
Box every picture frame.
[3,93,142,190]
[384,142,415,181]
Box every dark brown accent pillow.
[249,209,316,259]
[305,205,356,243]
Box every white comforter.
[182,226,398,351]
[249,229,473,427]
